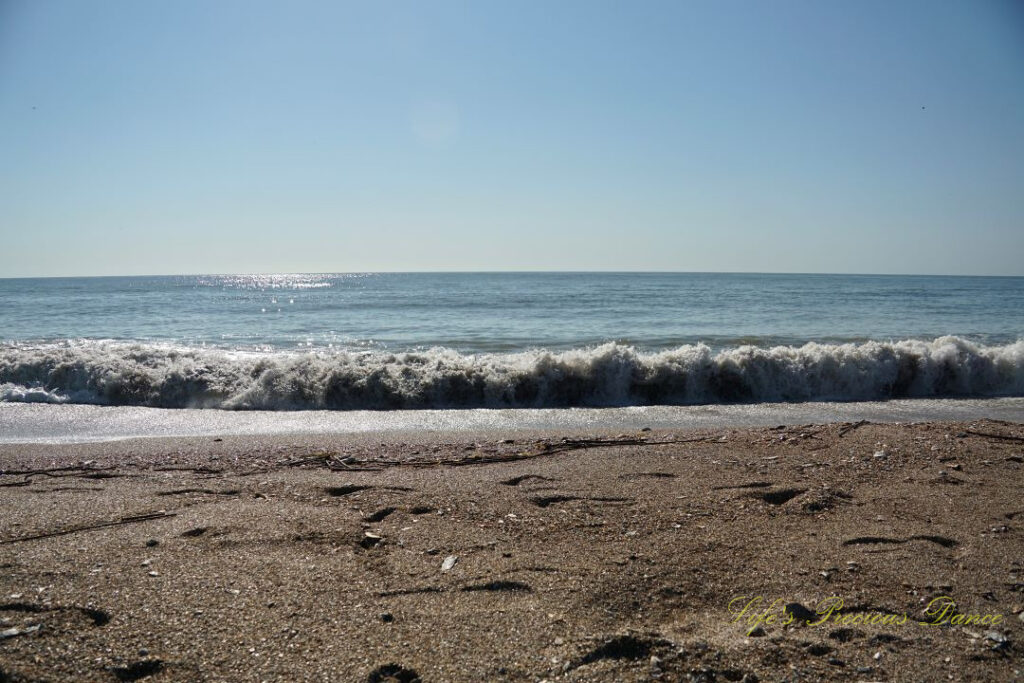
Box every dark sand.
[1,420,1022,682]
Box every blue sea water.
[1,272,1022,410]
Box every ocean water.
[1,272,1022,411]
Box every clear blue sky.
[1,0,1022,277]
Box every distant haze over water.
[1,273,1022,410]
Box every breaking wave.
[1,337,1022,410]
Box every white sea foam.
[0,337,1021,410]
[0,382,68,404]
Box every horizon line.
[2,269,1023,281]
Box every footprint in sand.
[367,663,421,682]
[110,659,163,682]
[364,507,397,522]
[530,495,632,508]
[842,535,958,548]
[620,472,677,480]
[460,580,532,593]
[500,475,555,487]
[325,485,413,497]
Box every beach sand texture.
[1,420,1022,681]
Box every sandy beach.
[1,419,1022,682]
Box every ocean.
[1,273,1022,415]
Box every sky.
[1,0,1022,277]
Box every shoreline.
[1,419,1022,681]
[2,396,1023,445]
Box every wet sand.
[1,420,1022,682]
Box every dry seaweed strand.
[0,465,119,477]
[838,420,870,437]
[280,435,722,472]
[0,511,176,545]
[963,429,1024,443]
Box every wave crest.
[1,337,1022,410]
